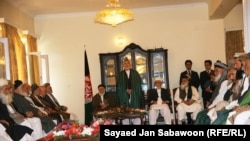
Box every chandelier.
[94,0,134,27]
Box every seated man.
[223,54,250,125]
[43,83,78,120]
[43,83,68,111]
[22,83,49,116]
[92,84,119,115]
[12,80,56,134]
[0,78,44,140]
[147,77,172,125]
[211,53,250,125]
[207,68,242,123]
[0,79,34,141]
[30,84,63,123]
[174,74,202,125]
[194,61,229,125]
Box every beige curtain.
[27,35,40,85]
[0,23,28,82]
[225,30,244,64]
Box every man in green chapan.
[116,57,143,108]
[116,57,143,124]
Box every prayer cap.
[234,52,245,58]
[154,77,163,82]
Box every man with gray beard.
[207,68,237,110]
[12,80,56,133]
[206,68,239,123]
[0,78,44,140]
[208,60,229,105]
[194,61,229,125]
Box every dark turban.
[214,60,228,70]
[14,80,23,90]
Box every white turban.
[154,77,163,82]
[0,78,8,87]
[234,52,245,58]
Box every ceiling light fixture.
[94,0,134,27]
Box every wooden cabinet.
[99,43,169,107]
[148,48,169,89]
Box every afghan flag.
[84,50,93,125]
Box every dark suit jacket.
[30,95,47,108]
[30,94,62,120]
[147,88,172,107]
[38,94,70,120]
[42,94,60,110]
[92,92,119,115]
[179,70,200,89]
[200,70,214,89]
[200,70,214,96]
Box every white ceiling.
[5,0,209,17]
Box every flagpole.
[84,46,93,125]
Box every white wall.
[34,3,243,124]
[0,0,35,35]
[224,4,243,31]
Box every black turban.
[14,80,23,90]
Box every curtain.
[0,23,28,82]
[0,42,5,78]
[225,30,244,64]
[27,35,40,85]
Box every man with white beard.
[0,78,44,140]
[174,74,202,125]
[0,78,34,141]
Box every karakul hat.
[0,78,8,87]
[14,80,23,90]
